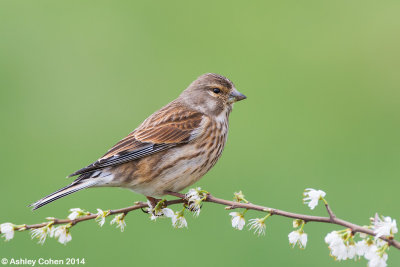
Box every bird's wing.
[67,104,205,177]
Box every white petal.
[237,217,245,230]
[355,240,368,256]
[373,215,397,237]
[300,233,307,248]
[288,231,300,244]
[0,223,15,241]
[347,245,356,259]
[172,215,188,229]
[162,208,175,218]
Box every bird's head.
[180,73,246,116]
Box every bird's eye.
[213,88,221,94]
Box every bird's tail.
[28,180,98,210]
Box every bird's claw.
[144,197,167,217]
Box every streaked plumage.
[30,73,246,210]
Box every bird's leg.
[154,199,167,210]
[145,196,167,217]
[140,196,159,214]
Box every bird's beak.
[229,88,247,103]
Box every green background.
[1,1,399,266]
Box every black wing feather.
[67,143,175,177]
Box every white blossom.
[95,209,109,227]
[0,223,15,241]
[303,188,326,210]
[355,240,369,257]
[161,208,175,218]
[325,229,390,265]
[288,230,308,248]
[325,231,348,260]
[53,225,72,245]
[365,245,388,267]
[373,216,398,238]
[146,200,158,220]
[150,214,158,221]
[186,187,202,200]
[347,244,356,259]
[110,214,126,232]
[188,200,202,216]
[324,230,359,261]
[149,207,175,221]
[150,209,163,221]
[364,245,378,260]
[186,188,203,216]
[355,238,382,258]
[67,208,87,220]
[367,254,388,267]
[30,225,53,245]
[331,242,348,261]
[146,201,175,221]
[149,206,187,228]
[229,212,245,230]
[172,212,188,229]
[248,218,266,236]
[325,231,342,246]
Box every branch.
[1,188,398,266]
[167,191,400,250]
[15,199,185,230]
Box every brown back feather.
[67,102,205,177]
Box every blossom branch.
[8,191,398,249]
[13,199,185,231]
[166,191,400,250]
[1,188,398,266]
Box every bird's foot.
[146,196,162,208]
[154,199,167,211]
[145,196,167,217]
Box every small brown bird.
[30,73,246,210]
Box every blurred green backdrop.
[1,0,399,266]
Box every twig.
[324,202,336,221]
[11,192,400,250]
[16,199,185,230]
[167,192,400,250]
